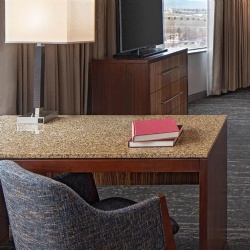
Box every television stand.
[113,47,168,59]
[92,48,188,115]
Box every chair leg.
[0,185,9,245]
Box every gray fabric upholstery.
[53,172,99,204]
[53,172,179,235]
[92,197,179,235]
[0,160,171,250]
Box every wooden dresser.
[91,48,188,115]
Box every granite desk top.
[0,115,227,159]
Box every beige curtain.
[0,0,17,115]
[0,0,116,115]
[16,43,89,115]
[92,0,116,59]
[211,0,250,95]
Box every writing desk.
[0,115,227,249]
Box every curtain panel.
[16,44,89,115]
[0,0,17,115]
[0,0,116,115]
[211,0,250,95]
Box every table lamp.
[5,0,95,124]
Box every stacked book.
[128,117,183,148]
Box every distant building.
[166,33,179,44]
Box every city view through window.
[164,0,207,50]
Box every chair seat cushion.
[92,197,179,235]
[92,197,136,210]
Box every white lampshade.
[5,0,95,44]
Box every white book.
[128,137,179,148]
[128,125,183,148]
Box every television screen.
[116,0,164,57]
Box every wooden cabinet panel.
[91,49,188,115]
[150,52,187,93]
[92,62,150,114]
[150,77,187,115]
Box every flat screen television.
[114,0,167,58]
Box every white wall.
[187,50,207,98]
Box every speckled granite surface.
[0,115,226,159]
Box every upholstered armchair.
[0,160,178,250]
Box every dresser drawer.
[150,77,187,115]
[170,103,187,115]
[150,52,187,93]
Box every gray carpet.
[187,88,250,249]
[1,88,250,249]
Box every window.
[163,0,207,50]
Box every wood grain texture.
[150,51,187,93]
[158,194,177,250]
[150,77,187,115]
[93,172,199,185]
[0,186,9,245]
[199,121,227,250]
[91,62,149,114]
[12,158,200,174]
[91,49,188,115]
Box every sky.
[164,0,207,9]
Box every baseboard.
[188,90,207,103]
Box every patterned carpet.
[187,88,250,249]
[1,88,250,249]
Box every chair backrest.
[53,172,100,204]
[0,160,174,250]
[0,160,100,250]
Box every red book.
[132,118,180,142]
[129,125,183,147]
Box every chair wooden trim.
[0,185,9,245]
[158,194,177,250]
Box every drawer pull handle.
[161,92,183,105]
[161,66,182,76]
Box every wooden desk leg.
[0,184,9,245]
[199,122,227,250]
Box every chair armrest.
[158,195,177,250]
[53,173,99,204]
[76,195,176,250]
